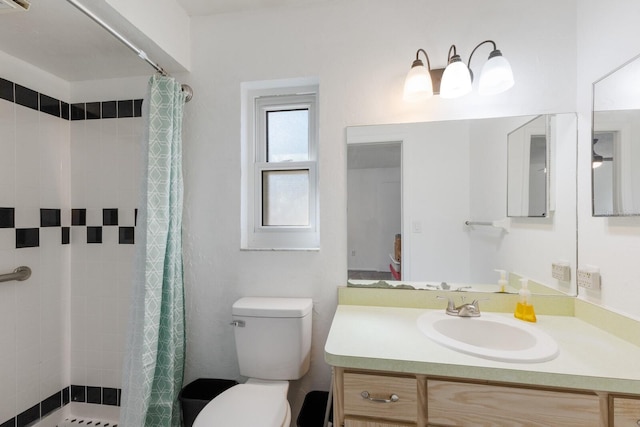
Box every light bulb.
[403,60,433,101]
[440,58,472,99]
[478,51,514,96]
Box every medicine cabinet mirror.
[347,113,578,296]
[592,53,640,216]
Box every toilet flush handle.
[230,320,245,327]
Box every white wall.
[576,0,640,319]
[0,53,71,423]
[184,0,578,417]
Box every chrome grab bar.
[0,266,31,283]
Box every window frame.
[242,82,320,250]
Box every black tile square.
[102,100,117,119]
[117,388,122,406]
[103,387,118,406]
[85,102,100,119]
[16,403,39,427]
[86,386,101,404]
[40,208,61,227]
[135,208,138,226]
[71,209,86,226]
[0,208,14,228]
[14,84,38,111]
[87,226,102,244]
[16,228,39,248]
[62,227,70,245]
[119,227,135,244]
[71,385,85,402]
[0,417,15,427]
[70,103,85,120]
[0,78,13,103]
[61,101,70,120]
[63,386,70,405]
[118,99,134,118]
[41,391,61,417]
[134,99,143,117]
[103,208,118,226]
[39,94,60,117]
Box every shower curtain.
[120,74,186,427]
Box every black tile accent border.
[0,77,14,103]
[71,208,86,226]
[86,386,101,404]
[16,403,39,427]
[87,226,102,244]
[119,227,135,244]
[103,208,118,226]
[62,226,70,245]
[0,76,143,120]
[16,228,39,248]
[0,207,14,228]
[40,208,61,227]
[0,385,121,427]
[15,84,38,111]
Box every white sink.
[416,311,559,363]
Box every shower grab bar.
[0,266,31,283]
[465,221,492,226]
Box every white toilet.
[193,297,313,427]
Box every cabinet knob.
[360,391,399,403]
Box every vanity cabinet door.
[343,372,418,424]
[612,397,640,426]
[427,380,602,427]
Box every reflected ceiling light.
[403,40,514,100]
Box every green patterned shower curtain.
[120,75,186,427]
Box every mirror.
[507,115,549,217]
[592,54,640,216]
[347,113,578,295]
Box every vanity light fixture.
[403,40,514,100]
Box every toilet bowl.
[193,380,291,427]
[192,297,312,427]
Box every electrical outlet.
[552,262,571,281]
[577,267,600,289]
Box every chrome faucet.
[437,296,482,317]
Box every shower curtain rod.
[65,0,193,102]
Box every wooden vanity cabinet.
[332,368,622,427]
[610,396,640,426]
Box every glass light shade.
[440,60,472,98]
[403,63,433,101]
[478,54,514,95]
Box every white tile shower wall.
[69,115,142,390]
[0,99,71,423]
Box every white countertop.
[324,305,640,394]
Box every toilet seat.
[192,381,289,427]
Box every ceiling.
[0,0,325,83]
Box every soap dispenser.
[495,269,508,293]
[514,278,536,323]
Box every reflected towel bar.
[465,218,511,232]
[0,266,31,283]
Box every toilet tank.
[232,297,312,380]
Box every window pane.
[262,170,309,226]
[267,109,309,162]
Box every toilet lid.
[192,384,287,427]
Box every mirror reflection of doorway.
[347,142,401,280]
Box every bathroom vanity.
[324,292,640,427]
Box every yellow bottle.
[514,278,536,322]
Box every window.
[242,81,319,249]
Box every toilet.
[193,297,313,427]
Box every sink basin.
[416,311,559,363]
